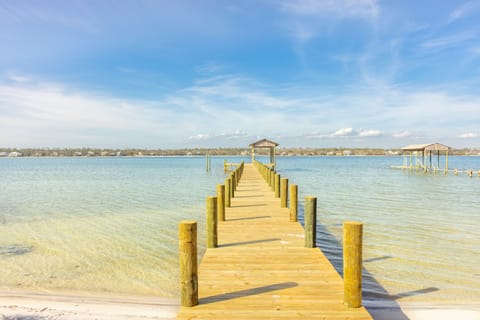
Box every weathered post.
[179,220,198,307]
[343,221,363,308]
[280,178,288,208]
[217,184,225,221]
[290,184,298,222]
[274,174,281,198]
[206,196,217,248]
[304,196,317,248]
[230,173,235,198]
[270,170,275,191]
[225,178,231,208]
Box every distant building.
[8,152,22,157]
[0,152,8,157]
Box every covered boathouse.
[400,142,451,172]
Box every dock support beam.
[206,196,217,248]
[289,184,298,222]
[179,221,198,307]
[304,196,317,248]
[225,178,231,208]
[343,221,363,308]
[217,184,225,221]
[275,174,280,198]
[280,178,288,208]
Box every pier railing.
[179,159,364,310]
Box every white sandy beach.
[0,291,178,320]
[1,291,480,320]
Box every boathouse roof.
[401,143,451,151]
[249,138,279,148]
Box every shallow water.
[0,156,479,303]
[275,156,480,303]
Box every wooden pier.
[177,163,372,319]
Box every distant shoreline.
[1,147,480,158]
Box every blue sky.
[1,0,479,148]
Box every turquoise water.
[0,156,479,303]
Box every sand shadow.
[200,282,298,304]
[219,238,280,248]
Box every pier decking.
[177,163,372,319]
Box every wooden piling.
[304,196,317,248]
[179,220,198,307]
[217,184,225,221]
[270,170,275,191]
[290,184,298,222]
[343,221,363,308]
[225,178,231,208]
[280,178,288,208]
[230,173,235,198]
[274,174,280,198]
[206,196,217,248]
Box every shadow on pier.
[296,206,439,320]
[200,282,298,304]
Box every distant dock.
[177,162,372,319]
[391,142,480,177]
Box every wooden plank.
[177,163,372,319]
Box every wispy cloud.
[1,73,480,148]
[5,72,31,83]
[393,131,412,138]
[275,0,379,44]
[448,1,480,23]
[420,32,477,50]
[459,132,478,138]
[280,0,379,18]
[358,129,382,137]
[332,127,356,137]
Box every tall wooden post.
[225,178,231,208]
[289,184,298,222]
[343,221,363,308]
[179,221,198,307]
[280,178,288,208]
[230,173,235,198]
[270,170,275,191]
[304,196,317,248]
[217,184,225,221]
[274,174,280,198]
[206,196,217,248]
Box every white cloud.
[276,0,378,44]
[280,0,379,18]
[331,127,355,137]
[358,129,382,137]
[2,74,480,148]
[459,132,478,138]
[420,32,476,50]
[188,134,210,140]
[393,131,412,138]
[448,1,480,23]
[6,72,30,83]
